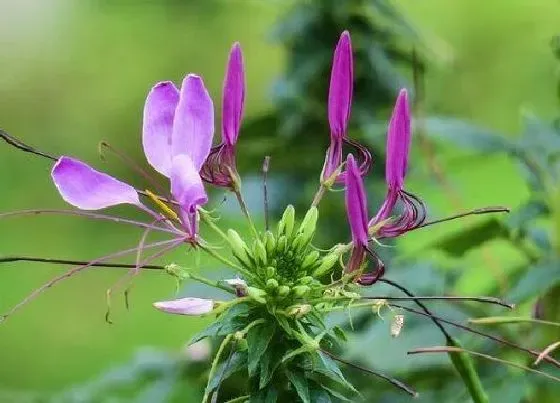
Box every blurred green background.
[1,0,559,401]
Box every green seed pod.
[292,285,310,298]
[277,285,290,297]
[264,231,276,256]
[266,266,276,278]
[227,229,252,267]
[312,251,341,278]
[266,278,279,290]
[301,250,320,270]
[297,207,318,244]
[247,287,267,304]
[253,240,267,266]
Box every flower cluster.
[0,31,510,402]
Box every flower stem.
[198,244,255,281]
[232,187,259,239]
[311,184,327,207]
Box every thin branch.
[0,128,57,161]
[321,349,418,398]
[408,346,560,383]
[0,256,164,270]
[534,341,560,366]
[262,156,271,231]
[390,303,560,369]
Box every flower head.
[201,42,245,189]
[369,89,426,238]
[52,74,214,240]
[322,31,371,184]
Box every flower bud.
[292,285,310,298]
[247,286,267,304]
[286,304,312,318]
[253,240,267,266]
[298,276,314,285]
[264,231,276,256]
[266,278,279,290]
[278,204,295,238]
[297,207,318,244]
[266,266,276,278]
[301,250,320,270]
[277,285,290,297]
[153,297,214,316]
[312,250,341,278]
[277,235,288,253]
[227,229,252,267]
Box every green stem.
[200,210,230,243]
[203,333,234,403]
[311,184,327,207]
[233,187,259,239]
[188,271,235,294]
[198,244,255,281]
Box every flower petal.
[328,31,353,138]
[386,89,410,190]
[172,74,214,170]
[170,154,208,234]
[222,42,245,146]
[52,157,140,210]
[142,81,180,177]
[153,297,214,315]
[345,154,369,246]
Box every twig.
[534,341,560,366]
[262,156,271,231]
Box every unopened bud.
[266,266,276,278]
[227,229,252,267]
[297,207,318,244]
[247,287,267,304]
[266,278,279,290]
[278,205,295,238]
[299,276,314,285]
[277,285,290,297]
[264,231,276,256]
[277,235,288,253]
[253,240,267,265]
[286,304,312,318]
[312,251,341,278]
[301,250,320,270]
[292,285,310,298]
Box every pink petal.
[172,74,214,170]
[52,157,140,210]
[386,89,410,190]
[142,81,180,177]
[170,154,208,235]
[222,42,245,146]
[345,154,369,246]
[153,297,214,315]
[328,31,353,138]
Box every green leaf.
[259,345,283,389]
[205,352,247,398]
[189,303,251,344]
[247,323,276,377]
[286,369,310,403]
[313,352,358,394]
[505,200,549,231]
[308,385,332,403]
[332,326,347,342]
[426,117,514,152]
[432,219,508,257]
[507,259,560,302]
[447,338,489,403]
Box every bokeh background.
[1,0,560,402]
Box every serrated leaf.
[332,326,347,342]
[286,369,310,403]
[190,303,251,344]
[313,352,358,394]
[259,345,283,389]
[309,385,332,403]
[426,117,514,152]
[247,323,276,377]
[205,352,247,396]
[432,219,508,257]
[507,259,560,302]
[447,338,489,403]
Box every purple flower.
[52,74,214,240]
[201,42,245,189]
[344,154,368,274]
[322,31,371,184]
[369,89,426,237]
[153,297,214,315]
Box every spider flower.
[200,42,245,188]
[52,74,214,240]
[321,31,371,184]
[368,89,426,238]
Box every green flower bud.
[277,235,288,253]
[277,285,290,297]
[253,240,267,266]
[266,266,276,278]
[286,304,312,318]
[299,276,314,285]
[312,250,341,278]
[277,205,295,238]
[301,250,320,270]
[266,278,279,290]
[292,285,310,298]
[297,207,318,245]
[264,231,276,256]
[247,287,267,304]
[227,229,252,267]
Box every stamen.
[0,128,57,161]
[145,189,179,221]
[262,156,271,231]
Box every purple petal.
[345,154,369,246]
[222,42,245,146]
[52,157,140,210]
[153,297,214,315]
[328,31,353,138]
[172,74,214,170]
[142,81,180,177]
[386,89,410,190]
[170,154,208,235]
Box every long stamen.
[0,128,58,161]
[320,349,418,397]
[0,209,180,234]
[0,238,181,322]
[262,156,271,231]
[0,256,164,270]
[390,303,560,369]
[360,296,514,309]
